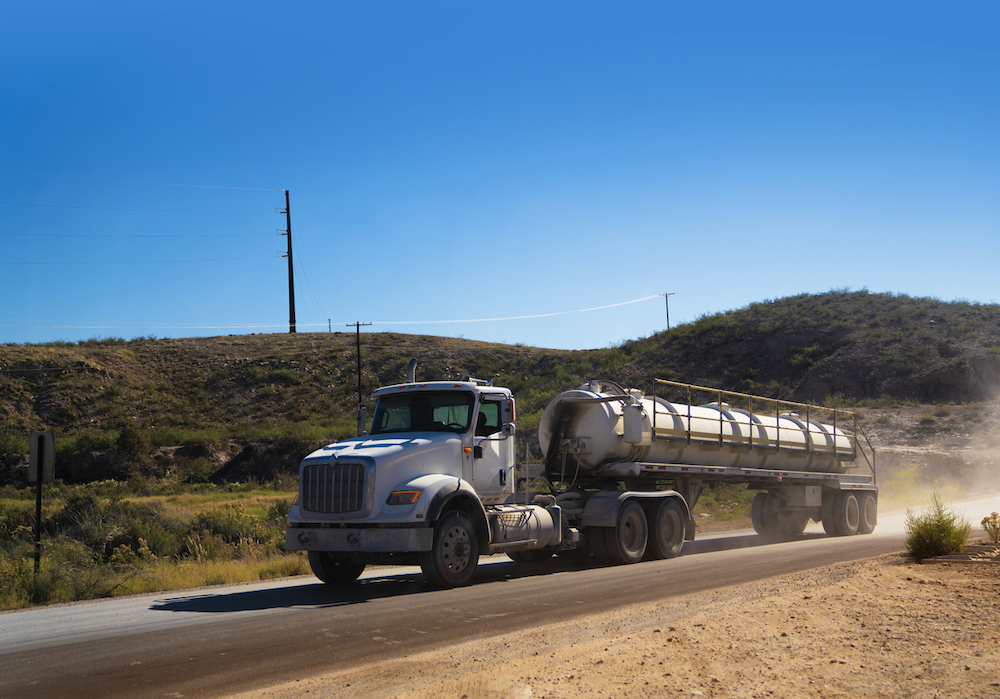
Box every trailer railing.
[651,378,876,483]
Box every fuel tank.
[538,383,856,477]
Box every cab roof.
[370,381,511,399]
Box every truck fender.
[580,491,633,528]
[426,478,491,549]
[580,490,690,528]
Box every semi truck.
[285,362,877,587]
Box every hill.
[3,289,1000,485]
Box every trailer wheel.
[781,514,809,538]
[751,492,769,536]
[857,492,877,535]
[308,551,366,584]
[645,498,685,559]
[508,549,553,563]
[833,492,860,536]
[419,510,480,587]
[593,501,647,565]
[821,493,838,536]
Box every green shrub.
[983,512,1000,544]
[904,494,972,560]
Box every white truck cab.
[285,379,524,586]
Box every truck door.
[473,395,514,503]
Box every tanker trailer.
[538,379,877,540]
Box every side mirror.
[357,406,367,436]
[501,423,515,438]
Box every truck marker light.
[387,490,421,505]
[464,447,473,453]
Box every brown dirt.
[231,553,1000,699]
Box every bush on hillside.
[904,493,972,560]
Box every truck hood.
[304,432,464,472]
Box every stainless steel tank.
[538,384,855,476]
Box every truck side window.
[476,402,500,436]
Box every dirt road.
[231,549,999,699]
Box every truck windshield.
[370,391,476,435]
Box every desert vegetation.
[0,478,303,609]
[903,493,973,560]
[2,290,1000,607]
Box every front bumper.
[285,526,434,553]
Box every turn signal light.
[386,490,421,505]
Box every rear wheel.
[420,511,480,587]
[857,492,877,534]
[821,493,839,536]
[751,492,770,536]
[833,492,860,536]
[753,493,807,540]
[308,551,366,584]
[593,501,647,565]
[645,498,685,559]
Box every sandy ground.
[231,404,1000,699]
[232,550,1000,699]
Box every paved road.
[0,524,913,699]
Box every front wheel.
[420,511,480,587]
[308,551,366,584]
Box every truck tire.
[833,492,860,536]
[593,501,647,565]
[419,510,480,587]
[508,549,554,563]
[645,498,685,559]
[753,493,808,540]
[821,493,839,536]
[781,514,809,538]
[751,492,769,536]
[308,551,366,584]
[857,492,877,534]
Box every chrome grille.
[301,462,367,514]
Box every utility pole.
[281,190,296,333]
[660,292,675,331]
[348,322,372,433]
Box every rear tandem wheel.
[592,501,648,565]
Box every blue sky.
[3,2,998,349]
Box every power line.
[368,294,663,325]
[0,256,276,266]
[0,168,281,191]
[1,231,275,239]
[2,201,273,214]
[0,294,663,331]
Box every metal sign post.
[29,431,55,574]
